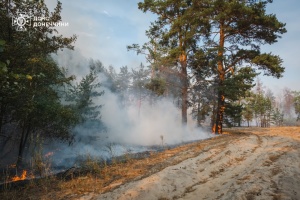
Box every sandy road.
[92,127,300,200]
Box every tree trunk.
[215,88,225,134]
[211,98,217,132]
[16,121,31,167]
[214,21,225,134]
[180,53,188,125]
[197,101,202,127]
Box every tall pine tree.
[190,0,286,133]
[137,0,207,124]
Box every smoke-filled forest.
[1,0,300,199]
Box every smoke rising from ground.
[99,88,210,146]
[47,50,212,167]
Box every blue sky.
[46,0,300,94]
[46,0,155,68]
[260,0,300,93]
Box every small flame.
[11,170,27,182]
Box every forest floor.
[1,127,300,200]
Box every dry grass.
[0,133,238,200]
[2,127,299,199]
[2,128,275,200]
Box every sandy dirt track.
[92,127,300,200]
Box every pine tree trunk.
[215,86,225,134]
[197,101,202,127]
[214,21,225,134]
[180,53,188,125]
[211,99,217,132]
[181,80,188,125]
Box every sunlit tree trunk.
[214,22,225,134]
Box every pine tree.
[116,66,132,106]
[137,0,205,124]
[190,0,286,133]
[271,108,284,126]
[131,63,151,115]
[68,65,104,123]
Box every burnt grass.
[0,136,214,193]
[0,131,242,200]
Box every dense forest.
[0,0,300,171]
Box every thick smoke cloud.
[99,89,209,146]
[47,50,212,168]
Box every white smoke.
[47,50,212,168]
[99,88,209,146]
